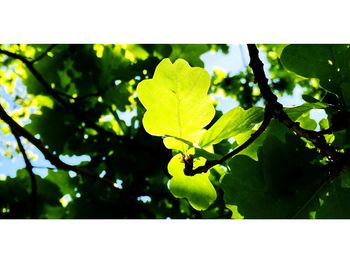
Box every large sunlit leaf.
[199,106,264,147]
[137,58,215,151]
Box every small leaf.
[164,136,220,161]
[137,58,215,152]
[199,106,264,147]
[302,94,320,104]
[169,44,209,67]
[167,154,217,210]
[284,102,327,121]
[32,95,54,109]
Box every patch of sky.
[116,108,137,126]
[278,85,305,106]
[137,195,151,203]
[201,45,249,76]
[59,155,91,165]
[310,109,327,131]
[201,45,272,114]
[113,179,123,189]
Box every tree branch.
[0,47,123,140]
[0,103,96,178]
[12,130,37,218]
[247,44,339,161]
[0,103,126,195]
[246,44,350,218]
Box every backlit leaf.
[199,106,264,147]
[167,154,217,210]
[137,58,215,151]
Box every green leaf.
[340,168,350,188]
[296,112,317,130]
[137,58,215,151]
[167,154,217,210]
[302,94,321,104]
[222,155,275,218]
[225,205,244,219]
[284,102,327,121]
[199,106,264,147]
[25,107,76,154]
[163,136,220,160]
[315,172,350,218]
[222,134,326,218]
[32,95,54,109]
[162,129,206,152]
[169,44,210,67]
[340,82,350,106]
[233,119,290,161]
[281,44,350,105]
[44,170,78,197]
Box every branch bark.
[247,44,339,161]
[0,103,96,177]
[246,44,350,218]
[188,45,341,177]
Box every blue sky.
[0,45,310,178]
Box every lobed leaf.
[281,44,350,106]
[137,58,215,152]
[167,154,217,210]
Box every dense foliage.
[0,44,349,219]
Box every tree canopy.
[0,44,349,219]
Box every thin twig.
[31,44,57,64]
[12,130,37,218]
[32,166,56,170]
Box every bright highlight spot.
[59,194,72,207]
